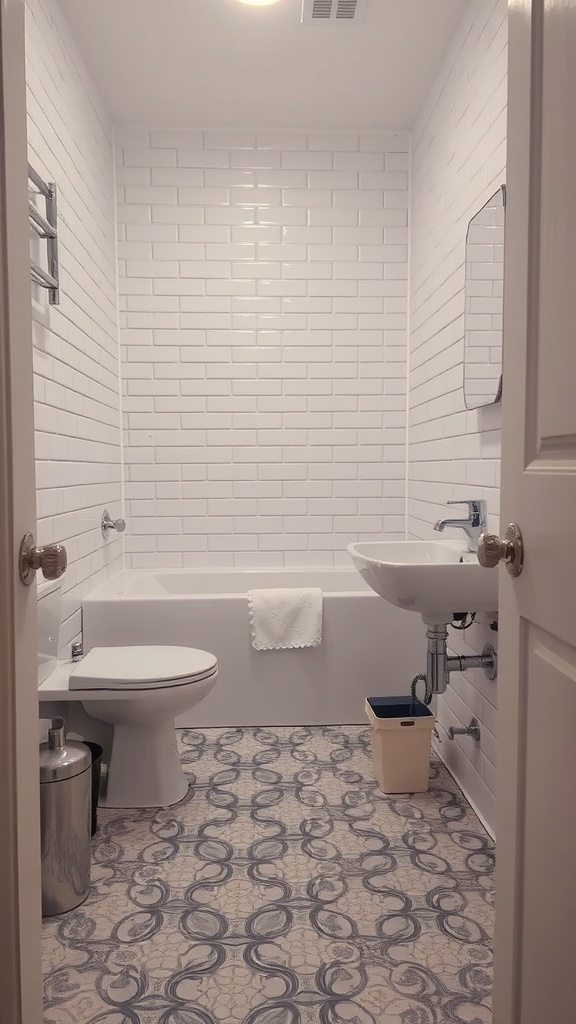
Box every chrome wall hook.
[101,509,126,537]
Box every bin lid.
[39,717,91,783]
[366,696,434,719]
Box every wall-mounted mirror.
[463,184,506,410]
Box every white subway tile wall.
[408,0,507,832]
[26,0,122,654]
[116,130,410,568]
[27,0,506,831]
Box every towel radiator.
[28,163,59,305]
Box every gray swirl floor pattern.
[42,726,494,1024]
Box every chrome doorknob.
[19,532,67,586]
[477,523,524,577]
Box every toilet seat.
[69,645,218,691]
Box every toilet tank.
[37,579,62,686]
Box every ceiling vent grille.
[301,0,367,25]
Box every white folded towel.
[248,588,323,651]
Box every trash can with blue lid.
[365,697,436,794]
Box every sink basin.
[347,540,498,623]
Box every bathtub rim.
[82,566,375,601]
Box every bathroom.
[2,0,573,1020]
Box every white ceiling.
[58,0,470,130]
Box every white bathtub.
[82,568,426,727]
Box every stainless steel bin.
[39,717,91,916]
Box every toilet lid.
[69,646,218,691]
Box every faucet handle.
[446,499,487,524]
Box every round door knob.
[476,533,504,568]
[36,543,67,580]
[19,532,67,586]
[477,523,523,577]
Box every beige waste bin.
[365,697,435,794]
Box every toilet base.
[79,670,218,808]
[101,721,189,808]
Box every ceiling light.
[235,0,283,6]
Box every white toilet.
[37,579,218,808]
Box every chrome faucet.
[448,717,481,741]
[433,499,487,553]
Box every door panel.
[520,625,576,1017]
[494,1,576,1021]
[536,0,576,443]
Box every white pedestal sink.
[347,540,498,624]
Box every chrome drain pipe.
[425,624,497,695]
[426,625,450,695]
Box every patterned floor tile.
[42,726,494,1023]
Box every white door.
[0,0,43,1020]
[493,1,576,1021]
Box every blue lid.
[367,696,433,719]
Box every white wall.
[409,0,507,832]
[26,0,122,654]
[115,130,409,568]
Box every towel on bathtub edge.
[247,587,323,651]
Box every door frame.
[0,0,43,1020]
[0,0,561,1021]
[493,0,538,1020]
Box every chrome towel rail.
[28,163,59,304]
